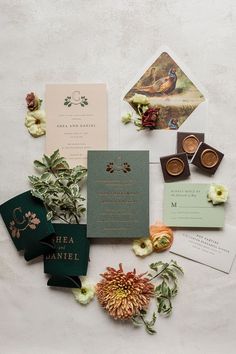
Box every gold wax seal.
[200,149,219,168]
[166,157,184,176]
[182,135,199,154]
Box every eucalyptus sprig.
[148,260,184,317]
[28,149,87,224]
[131,260,183,334]
[132,309,157,335]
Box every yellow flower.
[132,238,153,257]
[25,110,46,137]
[72,280,95,305]
[207,184,229,205]
[149,224,174,252]
[131,93,149,105]
[121,112,132,125]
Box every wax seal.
[200,149,219,168]
[166,157,184,176]
[182,135,199,154]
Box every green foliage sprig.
[64,96,88,107]
[28,149,87,224]
[131,260,184,334]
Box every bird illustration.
[138,67,177,95]
[168,118,179,130]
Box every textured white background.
[1,1,236,353]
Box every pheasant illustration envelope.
[87,151,149,238]
[44,224,90,288]
[120,49,208,162]
[0,191,55,261]
[46,84,107,167]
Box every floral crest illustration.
[106,161,131,174]
[64,90,88,108]
[9,209,41,238]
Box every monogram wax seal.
[160,153,190,182]
[200,149,219,168]
[166,157,184,176]
[182,135,199,154]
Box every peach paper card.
[45,84,107,167]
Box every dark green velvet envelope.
[44,224,90,288]
[0,191,55,261]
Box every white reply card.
[170,225,236,273]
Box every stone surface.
[0,1,236,353]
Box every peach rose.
[149,223,173,252]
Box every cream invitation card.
[46,84,107,167]
[170,225,236,273]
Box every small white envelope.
[119,47,208,162]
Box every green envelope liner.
[44,224,90,288]
[0,191,55,261]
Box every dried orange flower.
[96,264,154,320]
[149,223,173,252]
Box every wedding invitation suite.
[163,183,225,228]
[0,191,55,261]
[46,84,107,167]
[170,225,236,273]
[44,224,90,288]
[87,151,149,238]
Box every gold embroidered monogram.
[9,208,41,238]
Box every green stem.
[137,105,143,117]
[18,222,30,232]
[148,263,170,282]
[56,215,71,224]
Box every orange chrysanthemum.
[96,264,154,320]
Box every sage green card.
[87,151,149,238]
[44,224,89,288]
[163,183,225,228]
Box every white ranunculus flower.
[25,109,46,137]
[72,280,95,305]
[131,93,149,105]
[132,238,153,257]
[121,112,132,125]
[207,184,229,205]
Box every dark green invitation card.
[0,191,55,261]
[44,224,90,288]
[87,150,149,238]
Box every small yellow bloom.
[131,93,149,105]
[25,110,46,137]
[72,280,95,305]
[207,184,229,205]
[132,238,153,257]
[121,112,132,125]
